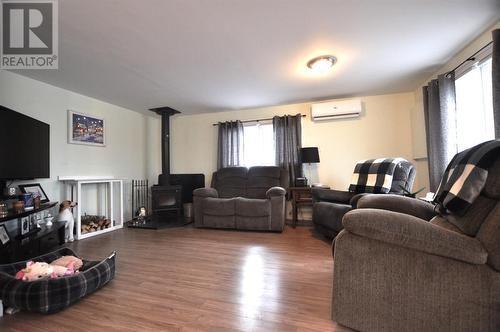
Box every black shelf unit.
[0,194,18,201]
[0,202,64,264]
[0,201,58,224]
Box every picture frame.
[68,110,106,147]
[0,224,10,245]
[18,216,31,237]
[19,217,30,236]
[18,183,49,203]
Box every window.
[455,54,494,151]
[242,122,275,167]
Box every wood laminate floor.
[0,225,352,332]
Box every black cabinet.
[39,231,61,252]
[0,202,64,264]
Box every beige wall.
[143,20,500,199]
[410,21,500,193]
[145,92,417,191]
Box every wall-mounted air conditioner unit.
[311,99,362,121]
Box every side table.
[289,187,313,228]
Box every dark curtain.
[217,121,244,169]
[273,114,302,184]
[423,73,457,192]
[493,29,500,138]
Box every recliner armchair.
[193,166,288,232]
[331,156,500,332]
[312,159,416,238]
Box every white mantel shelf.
[58,175,115,181]
[59,177,123,240]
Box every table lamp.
[300,147,320,186]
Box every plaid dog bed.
[434,140,500,216]
[0,247,116,314]
[349,158,406,194]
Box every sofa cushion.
[357,194,436,221]
[248,166,281,178]
[201,198,236,228]
[236,216,271,230]
[215,167,248,179]
[203,215,235,229]
[343,209,488,265]
[203,197,235,216]
[234,195,272,230]
[312,189,354,204]
[246,166,282,199]
[430,216,463,233]
[445,195,497,236]
[313,201,352,233]
[214,167,248,198]
[483,157,500,199]
[235,197,270,217]
[476,202,500,271]
[389,160,415,193]
[218,187,247,199]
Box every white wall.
[145,92,417,191]
[0,70,148,220]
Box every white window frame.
[454,43,492,79]
[241,121,276,168]
[453,43,494,152]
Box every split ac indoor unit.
[311,99,362,121]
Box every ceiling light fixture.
[307,55,337,74]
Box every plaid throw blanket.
[349,158,405,194]
[434,140,500,216]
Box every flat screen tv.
[0,105,50,181]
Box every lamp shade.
[301,147,320,163]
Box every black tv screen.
[0,105,50,180]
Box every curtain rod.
[445,41,493,78]
[212,114,306,126]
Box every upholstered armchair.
[312,159,416,238]
[331,156,500,332]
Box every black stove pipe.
[149,107,180,183]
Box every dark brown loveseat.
[193,166,289,232]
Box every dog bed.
[0,247,116,314]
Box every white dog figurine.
[58,200,77,242]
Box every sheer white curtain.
[455,57,494,151]
[242,122,275,167]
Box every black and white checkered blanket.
[348,158,406,194]
[434,140,500,216]
[0,247,116,314]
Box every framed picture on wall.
[68,110,106,147]
[18,183,49,203]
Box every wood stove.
[151,185,181,215]
[149,107,182,217]
[147,107,204,223]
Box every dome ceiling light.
[307,55,337,74]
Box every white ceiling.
[13,0,500,115]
